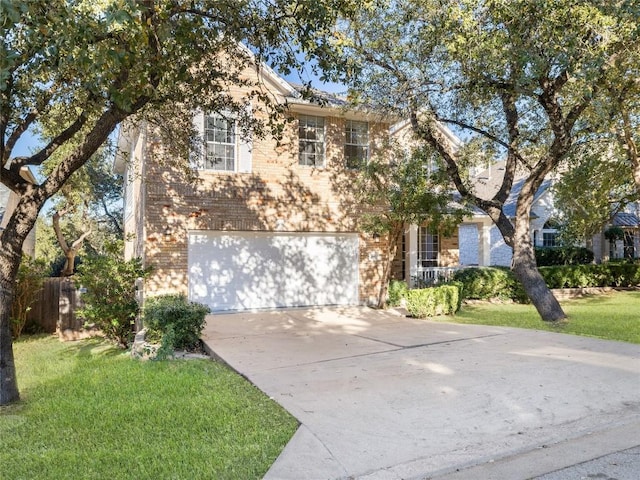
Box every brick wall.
[129,77,391,306]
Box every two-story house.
[115,62,398,312]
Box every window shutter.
[191,111,205,169]
[237,105,252,173]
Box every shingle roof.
[613,212,639,227]
[286,82,349,108]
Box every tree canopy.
[337,0,640,321]
[0,0,355,405]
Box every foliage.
[10,257,49,338]
[337,0,640,321]
[404,284,461,318]
[354,144,468,307]
[604,226,625,242]
[554,145,636,244]
[2,336,297,479]
[453,267,521,301]
[0,0,355,404]
[387,279,409,307]
[143,295,211,354]
[75,243,150,347]
[535,247,594,266]
[539,263,640,289]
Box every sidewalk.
[202,307,640,479]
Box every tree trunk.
[509,212,566,322]
[0,222,27,405]
[0,283,20,405]
[376,226,402,308]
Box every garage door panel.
[188,231,359,311]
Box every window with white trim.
[298,115,325,167]
[542,219,559,247]
[204,114,236,171]
[194,112,252,173]
[344,120,369,169]
[418,226,439,267]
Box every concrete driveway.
[201,307,640,480]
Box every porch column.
[478,223,492,266]
[406,224,418,288]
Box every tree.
[553,141,636,248]
[0,0,354,405]
[340,0,640,321]
[355,142,466,306]
[42,144,124,276]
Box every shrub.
[387,279,408,307]
[11,255,49,338]
[76,243,150,347]
[535,247,594,266]
[405,284,461,318]
[538,263,640,288]
[452,267,517,300]
[144,294,211,353]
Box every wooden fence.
[26,277,89,339]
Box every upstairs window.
[194,111,252,173]
[299,115,325,167]
[204,114,236,171]
[344,120,369,169]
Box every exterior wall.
[439,230,459,266]
[458,224,479,266]
[128,78,391,306]
[489,225,512,266]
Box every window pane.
[202,114,235,171]
[299,115,325,166]
[345,120,369,169]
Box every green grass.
[451,290,640,344]
[0,336,297,480]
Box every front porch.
[392,221,496,288]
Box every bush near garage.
[144,294,211,355]
[76,245,150,347]
[404,283,462,318]
[387,279,409,307]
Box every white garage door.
[188,231,360,311]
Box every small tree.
[355,143,467,307]
[11,256,49,338]
[75,242,150,348]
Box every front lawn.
[453,290,640,344]
[0,336,297,480]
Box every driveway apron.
[201,307,640,480]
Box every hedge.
[535,246,594,266]
[539,263,640,288]
[452,264,640,303]
[452,267,519,301]
[405,283,462,318]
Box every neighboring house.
[115,61,394,312]
[0,167,37,256]
[393,161,559,287]
[597,210,640,262]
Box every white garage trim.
[188,231,360,311]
